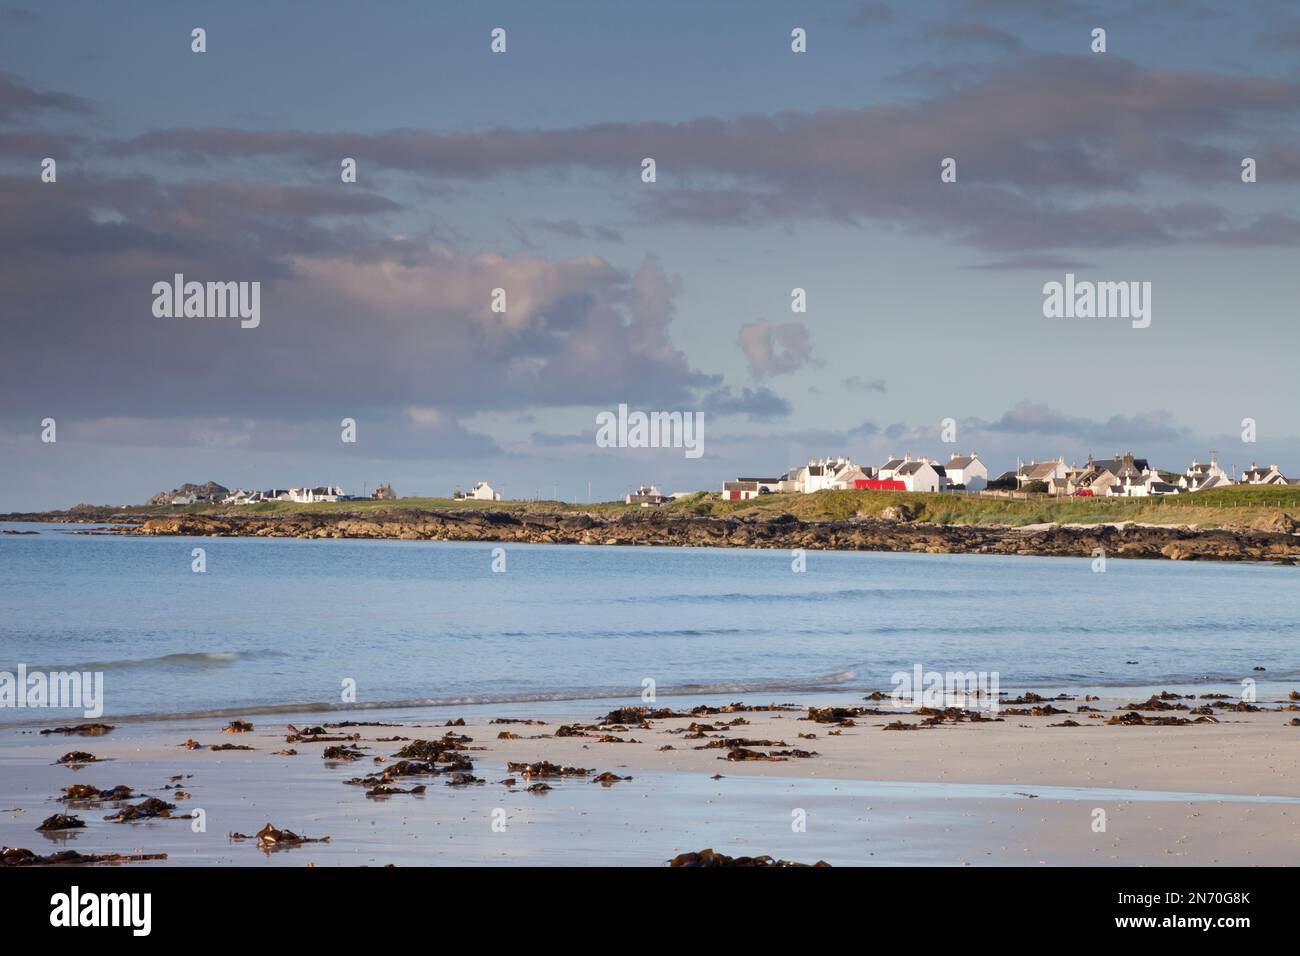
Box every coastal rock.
[1250,511,1298,534]
[73,510,1300,564]
[145,481,228,506]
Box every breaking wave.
[35,650,290,672]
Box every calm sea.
[1,522,1296,723]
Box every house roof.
[880,458,905,471]
[1020,461,1060,480]
[1091,457,1149,474]
[947,456,977,468]
[896,460,934,475]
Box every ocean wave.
[2,663,1296,728]
[7,669,863,726]
[31,650,290,672]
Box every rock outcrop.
[86,509,1300,563]
[145,481,229,505]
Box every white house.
[1118,470,1179,497]
[1179,457,1231,492]
[722,478,783,500]
[893,459,943,493]
[831,464,876,489]
[877,456,907,481]
[1069,466,1122,497]
[466,481,500,501]
[626,485,669,506]
[793,456,862,493]
[289,485,343,503]
[1239,463,1287,485]
[1015,457,1068,490]
[944,453,987,491]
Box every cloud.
[104,54,1300,251]
[737,320,817,377]
[843,375,888,393]
[529,217,586,238]
[965,254,1095,270]
[700,386,792,421]
[528,430,590,448]
[34,413,503,460]
[0,165,717,430]
[969,400,1191,445]
[922,21,1024,52]
[0,70,90,126]
[527,218,623,244]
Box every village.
[687,452,1293,506]
[701,452,1293,503]
[156,454,1293,509]
[163,479,509,507]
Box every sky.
[1,0,1298,510]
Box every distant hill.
[145,481,229,505]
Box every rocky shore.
[32,509,1300,562]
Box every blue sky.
[2,0,1299,509]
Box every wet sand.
[2,691,1298,866]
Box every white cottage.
[893,459,943,493]
[1239,463,1287,485]
[944,453,988,491]
[466,481,501,501]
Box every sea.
[1,521,1296,724]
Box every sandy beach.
[4,690,1298,867]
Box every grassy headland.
[21,485,1300,530]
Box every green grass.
[58,485,1300,529]
[690,486,1300,527]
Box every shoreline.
[5,510,1299,563]
[4,677,1299,732]
[4,689,1299,867]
